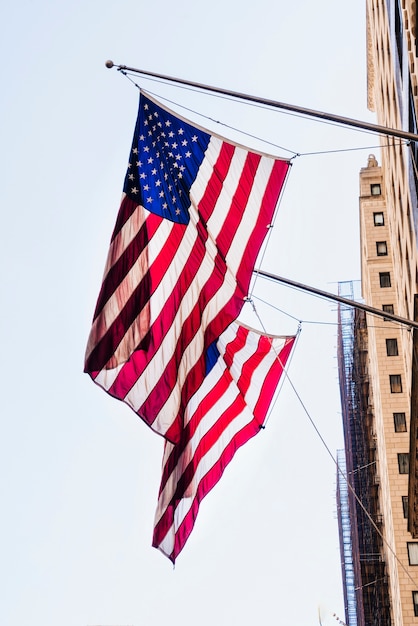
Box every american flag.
[153,321,296,563]
[84,92,290,443]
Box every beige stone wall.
[360,155,416,625]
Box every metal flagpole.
[254,268,418,330]
[105,60,418,143]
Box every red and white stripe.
[85,107,290,444]
[152,321,296,563]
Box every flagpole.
[253,268,418,330]
[105,60,418,144]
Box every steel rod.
[105,60,418,143]
[254,269,418,330]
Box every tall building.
[336,1,418,624]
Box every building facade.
[337,1,418,623]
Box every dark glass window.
[380,272,391,288]
[376,241,388,256]
[382,304,394,314]
[413,591,418,616]
[371,183,381,195]
[398,453,409,474]
[394,412,407,432]
[390,374,403,393]
[386,338,398,356]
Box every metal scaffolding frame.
[336,281,391,626]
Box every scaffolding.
[336,281,391,626]
[337,450,358,626]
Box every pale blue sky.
[1,2,376,624]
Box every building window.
[386,338,399,356]
[398,453,409,474]
[408,543,418,565]
[371,183,381,196]
[403,496,409,518]
[382,304,394,314]
[376,241,388,256]
[394,412,407,432]
[413,591,418,616]
[390,374,403,393]
[373,211,385,225]
[379,272,391,287]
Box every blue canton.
[124,94,211,224]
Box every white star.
[146,196,153,203]
[185,151,192,158]
[132,147,138,154]
[192,135,198,142]
[178,128,184,135]
[182,140,188,146]
[131,187,139,194]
